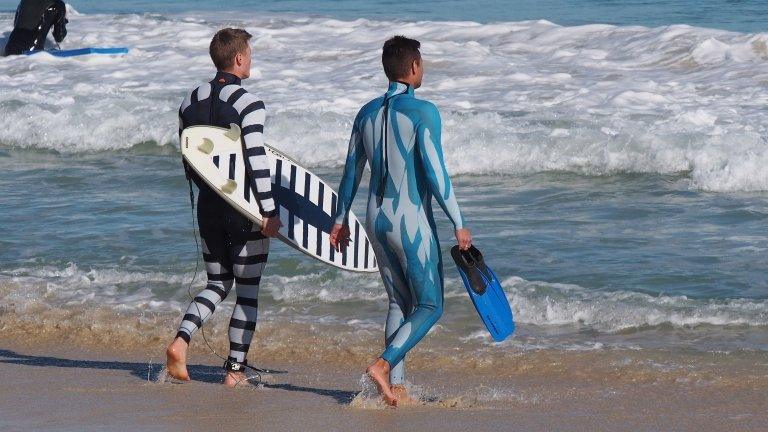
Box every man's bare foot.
[366,358,397,407]
[224,371,248,387]
[165,337,190,381]
[391,385,418,405]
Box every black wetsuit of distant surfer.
[3,0,67,56]
[176,71,277,371]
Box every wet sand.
[1,337,766,432]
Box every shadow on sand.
[0,349,357,404]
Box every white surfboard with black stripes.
[181,125,378,273]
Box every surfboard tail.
[180,125,379,273]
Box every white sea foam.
[0,12,767,191]
[2,263,767,334]
[261,272,386,303]
[1,263,189,312]
[0,263,385,311]
[505,276,768,331]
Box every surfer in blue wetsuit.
[3,0,67,56]
[330,36,472,406]
[166,28,282,387]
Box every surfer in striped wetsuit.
[166,28,282,387]
[331,36,472,406]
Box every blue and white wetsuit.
[334,82,464,384]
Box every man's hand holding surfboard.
[261,216,282,237]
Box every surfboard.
[26,47,129,57]
[181,124,378,273]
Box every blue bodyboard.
[451,245,515,342]
[26,47,129,57]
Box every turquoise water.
[1,148,766,352]
[1,0,766,32]
[0,2,766,354]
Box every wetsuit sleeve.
[237,94,277,217]
[417,104,465,229]
[52,1,67,42]
[334,117,366,225]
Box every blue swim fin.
[451,245,515,342]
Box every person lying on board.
[330,35,472,406]
[166,28,282,387]
[3,0,67,56]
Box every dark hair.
[382,36,421,81]
[209,28,252,71]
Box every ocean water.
[2,0,768,32]
[0,2,767,367]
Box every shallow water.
[0,5,767,365]
[1,150,766,356]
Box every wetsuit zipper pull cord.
[377,100,390,207]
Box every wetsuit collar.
[214,71,241,85]
[385,81,415,99]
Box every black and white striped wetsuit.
[176,71,277,365]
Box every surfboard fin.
[198,138,214,154]
[221,179,237,194]
[224,123,241,141]
[451,245,515,342]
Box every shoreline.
[3,303,768,379]
[1,334,766,431]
